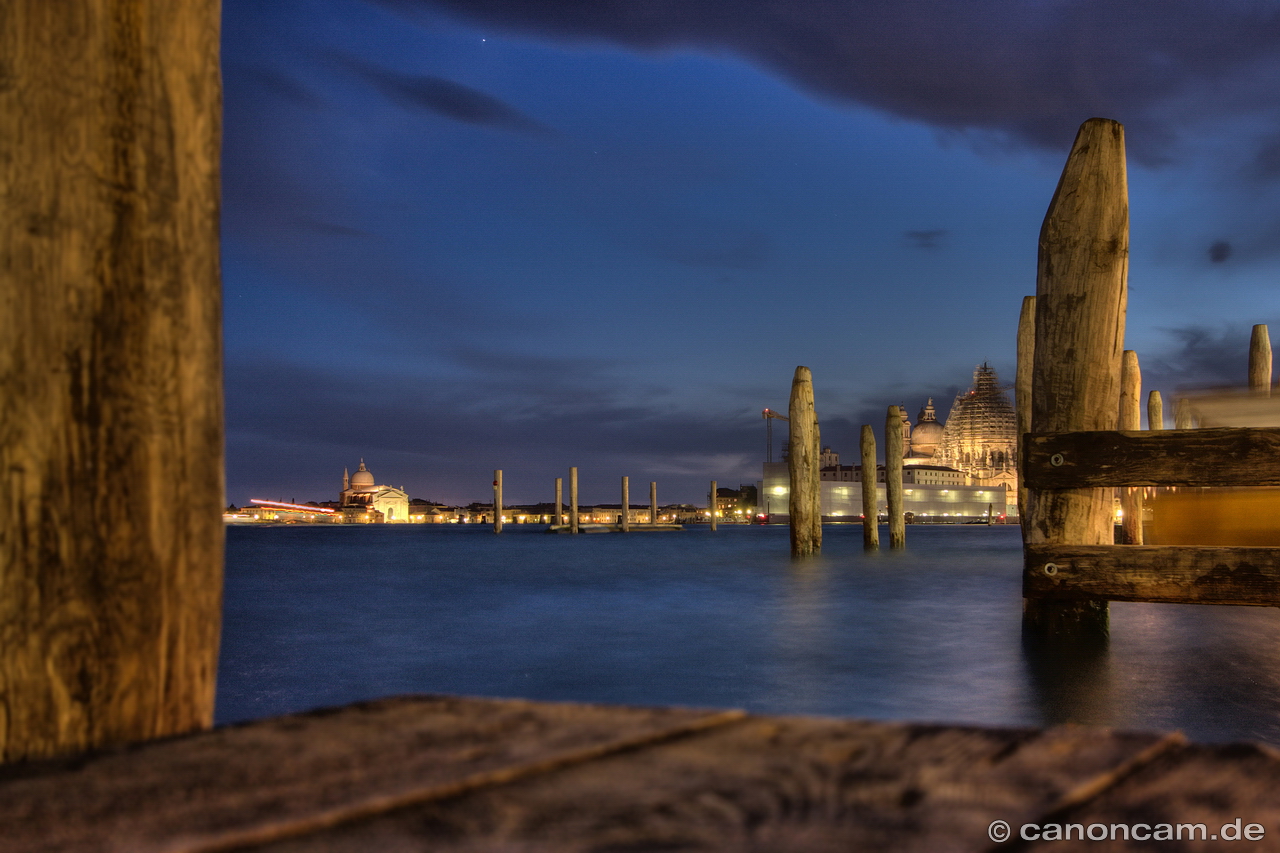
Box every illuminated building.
[339,459,410,522]
[931,363,1018,497]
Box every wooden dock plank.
[1024,544,1280,605]
[0,695,741,853]
[1019,742,1280,851]
[215,716,1169,852]
[1023,427,1280,489]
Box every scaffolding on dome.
[934,363,1019,495]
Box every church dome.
[910,420,944,456]
[350,460,375,490]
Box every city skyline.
[223,1,1280,506]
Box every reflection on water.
[219,523,1280,744]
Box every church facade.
[340,459,410,523]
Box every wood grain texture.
[1032,741,1280,851]
[1024,427,1280,488]
[860,424,879,550]
[1024,118,1128,551]
[1,0,224,760]
[1024,544,1280,605]
[236,715,1173,853]
[788,366,819,557]
[0,696,744,853]
[886,406,905,549]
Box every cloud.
[1141,325,1258,391]
[332,53,553,134]
[905,229,946,249]
[1208,240,1232,263]
[377,0,1280,164]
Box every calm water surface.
[219,523,1280,744]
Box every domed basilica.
[340,459,410,522]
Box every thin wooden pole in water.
[493,470,504,534]
[860,424,879,550]
[1,0,224,761]
[570,468,579,534]
[1025,118,1128,636]
[1119,352,1142,545]
[1148,390,1164,431]
[650,482,658,525]
[1251,324,1272,396]
[788,366,820,557]
[1016,295,1036,526]
[555,478,563,527]
[621,476,630,531]
[709,480,718,531]
[885,406,905,549]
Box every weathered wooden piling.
[885,406,905,549]
[1016,295,1036,524]
[621,477,630,531]
[788,367,820,557]
[1,0,225,761]
[709,481,717,531]
[1250,324,1272,396]
[494,470,504,533]
[1024,118,1129,636]
[570,468,579,535]
[1148,390,1164,431]
[650,482,658,524]
[1174,398,1194,429]
[555,478,563,527]
[1118,352,1142,545]
[860,425,879,550]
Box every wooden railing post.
[1,0,225,761]
[1250,324,1272,396]
[1024,118,1129,636]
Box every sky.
[221,0,1280,507]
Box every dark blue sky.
[221,0,1280,507]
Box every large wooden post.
[860,425,879,550]
[570,468,579,534]
[885,406,905,548]
[493,470,504,533]
[1016,296,1036,524]
[554,477,563,528]
[650,482,658,525]
[1118,352,1142,545]
[1250,324,1272,396]
[788,366,820,557]
[1,1,225,761]
[1024,118,1128,636]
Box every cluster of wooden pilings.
[1018,117,1280,636]
[786,368,907,557]
[490,469,734,533]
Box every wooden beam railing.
[1023,426,1280,606]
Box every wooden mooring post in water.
[860,425,879,550]
[709,481,717,531]
[555,477,563,527]
[1022,118,1280,626]
[1,0,224,761]
[621,477,630,531]
[570,468,580,534]
[493,470,504,533]
[787,366,820,557]
[1118,352,1142,545]
[650,482,658,525]
[885,406,905,549]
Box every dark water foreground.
[219,523,1280,744]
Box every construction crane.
[762,408,790,464]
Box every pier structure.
[1020,118,1280,633]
